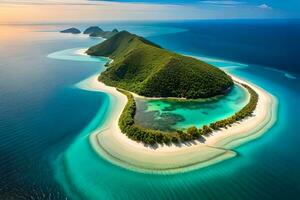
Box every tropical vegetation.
[87,31,233,99]
[118,83,258,145]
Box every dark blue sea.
[0,19,299,199]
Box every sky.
[0,0,299,23]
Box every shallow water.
[1,21,300,199]
[135,84,248,131]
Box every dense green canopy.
[117,83,258,145]
[87,31,233,98]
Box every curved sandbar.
[83,74,277,174]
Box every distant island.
[60,26,119,39]
[83,26,103,35]
[86,26,119,38]
[60,27,81,34]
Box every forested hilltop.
[86,31,233,99]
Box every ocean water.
[135,84,248,131]
[0,20,300,199]
[148,19,300,74]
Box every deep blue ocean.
[0,19,299,199]
[149,19,300,74]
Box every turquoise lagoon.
[1,22,300,199]
[135,84,248,131]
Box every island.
[60,27,81,34]
[80,31,277,173]
[83,26,103,35]
[89,28,119,39]
[87,31,233,98]
[60,26,119,38]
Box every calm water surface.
[135,84,248,131]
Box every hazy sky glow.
[0,0,299,23]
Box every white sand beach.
[78,73,277,174]
[75,48,88,56]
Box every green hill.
[83,26,103,34]
[86,31,233,99]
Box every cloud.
[199,1,245,5]
[0,0,281,23]
[0,0,207,23]
[258,4,272,10]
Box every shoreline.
[75,48,88,56]
[79,73,278,174]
